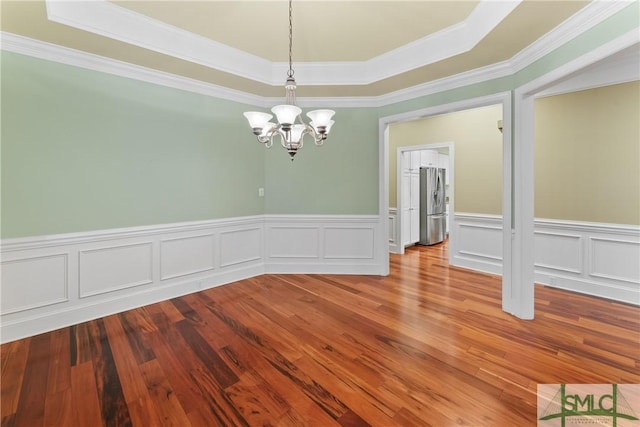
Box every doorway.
[392,143,453,255]
[377,92,512,307]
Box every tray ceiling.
[1,0,592,97]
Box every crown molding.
[44,0,274,85]
[0,32,262,107]
[510,0,634,73]
[44,0,520,87]
[1,30,514,108]
[2,0,638,109]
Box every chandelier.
[242,0,335,161]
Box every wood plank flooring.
[2,243,639,426]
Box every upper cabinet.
[420,150,438,167]
[438,153,450,184]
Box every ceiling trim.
[1,30,511,108]
[1,32,261,107]
[2,2,637,109]
[44,0,521,87]
[509,0,632,73]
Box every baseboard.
[0,263,263,344]
[449,213,640,305]
[1,214,386,342]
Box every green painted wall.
[1,3,637,238]
[1,52,265,238]
[264,107,379,214]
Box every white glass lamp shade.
[260,122,276,137]
[306,109,335,128]
[310,119,335,135]
[271,105,302,127]
[244,112,272,132]
[325,120,335,133]
[289,124,306,143]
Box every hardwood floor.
[2,243,639,426]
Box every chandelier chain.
[242,0,334,160]
[287,0,294,78]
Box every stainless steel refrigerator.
[419,167,446,245]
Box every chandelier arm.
[265,132,274,148]
[242,0,334,161]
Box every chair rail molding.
[1,214,385,343]
[449,213,640,306]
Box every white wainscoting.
[450,213,504,275]
[534,219,640,305]
[448,213,640,305]
[264,215,383,275]
[388,208,400,254]
[1,214,385,342]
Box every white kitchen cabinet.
[410,150,421,171]
[438,153,450,184]
[401,151,422,247]
[409,172,420,243]
[420,150,438,167]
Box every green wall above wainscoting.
[1,52,265,238]
[264,107,379,215]
[1,1,638,239]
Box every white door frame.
[395,143,454,256]
[508,31,639,319]
[378,92,512,289]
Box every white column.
[506,91,535,319]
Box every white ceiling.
[0,0,621,98]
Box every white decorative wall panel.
[267,227,319,259]
[457,223,502,261]
[324,227,375,259]
[451,214,639,305]
[160,234,215,280]
[3,212,635,342]
[388,208,399,254]
[1,254,68,314]
[79,243,153,297]
[534,231,582,273]
[263,216,382,275]
[589,237,640,283]
[219,228,262,267]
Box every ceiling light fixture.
[242,0,335,161]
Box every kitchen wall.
[388,104,503,214]
[534,81,640,225]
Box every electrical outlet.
[258,187,265,197]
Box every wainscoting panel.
[219,227,263,268]
[534,231,582,274]
[449,214,640,305]
[1,253,68,314]
[79,242,154,298]
[160,233,215,281]
[0,217,265,343]
[451,214,503,275]
[264,215,383,274]
[388,208,399,254]
[589,237,640,284]
[267,226,320,259]
[1,214,386,342]
[325,227,375,259]
[535,220,640,304]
